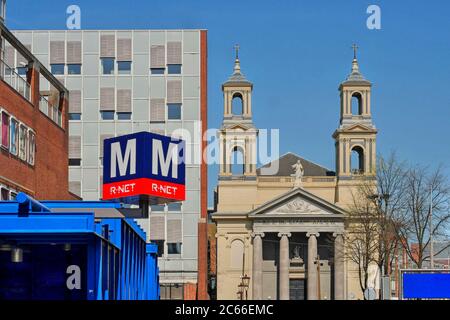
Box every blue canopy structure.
[0,193,159,300]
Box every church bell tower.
[218,46,258,179]
[333,45,377,181]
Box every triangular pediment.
[248,188,346,218]
[340,123,377,133]
[222,123,255,131]
[272,197,325,214]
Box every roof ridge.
[258,151,333,172]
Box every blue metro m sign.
[102,132,185,201]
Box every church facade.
[212,49,378,300]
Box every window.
[150,68,165,75]
[117,61,131,74]
[28,131,35,165]
[232,93,244,115]
[18,124,27,161]
[151,204,165,212]
[167,202,182,212]
[100,111,115,120]
[0,0,5,21]
[160,283,184,300]
[10,192,17,200]
[231,146,245,175]
[150,99,165,123]
[16,67,28,76]
[9,118,18,155]
[1,188,9,201]
[167,64,182,74]
[351,92,363,115]
[1,112,9,149]
[69,158,81,166]
[167,243,182,255]
[69,113,81,121]
[57,109,62,127]
[101,58,115,75]
[67,64,81,75]
[51,64,65,75]
[167,103,181,120]
[154,240,165,257]
[117,112,131,120]
[351,146,365,174]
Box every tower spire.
[351,43,360,73]
[343,43,368,83]
[234,44,241,73]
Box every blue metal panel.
[0,193,158,300]
[0,214,95,234]
[403,272,450,299]
[124,218,147,242]
[146,243,160,300]
[87,238,97,300]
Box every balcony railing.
[40,95,62,127]
[0,58,31,101]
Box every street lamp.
[237,274,250,300]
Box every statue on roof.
[292,160,304,188]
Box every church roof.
[257,152,335,177]
[225,71,252,85]
[223,55,252,87]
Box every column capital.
[251,232,265,238]
[215,233,228,240]
[277,232,291,238]
[332,232,344,238]
[306,232,320,238]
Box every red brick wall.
[0,67,74,200]
[208,223,217,275]
[196,30,209,300]
[184,283,197,300]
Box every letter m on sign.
[152,140,179,179]
[110,138,136,178]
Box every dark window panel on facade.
[51,64,64,75]
[168,64,182,74]
[101,58,115,75]
[167,103,182,120]
[118,61,131,74]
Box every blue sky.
[6,0,450,205]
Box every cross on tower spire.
[234,44,240,60]
[352,44,359,60]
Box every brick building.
[0,8,74,200]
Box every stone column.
[251,232,264,300]
[278,232,291,300]
[307,232,319,300]
[333,233,345,300]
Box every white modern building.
[12,29,208,299]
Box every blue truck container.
[0,193,159,300]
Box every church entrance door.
[289,279,306,300]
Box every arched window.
[232,93,244,115]
[230,239,244,269]
[351,92,363,115]
[351,146,364,174]
[231,146,245,175]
